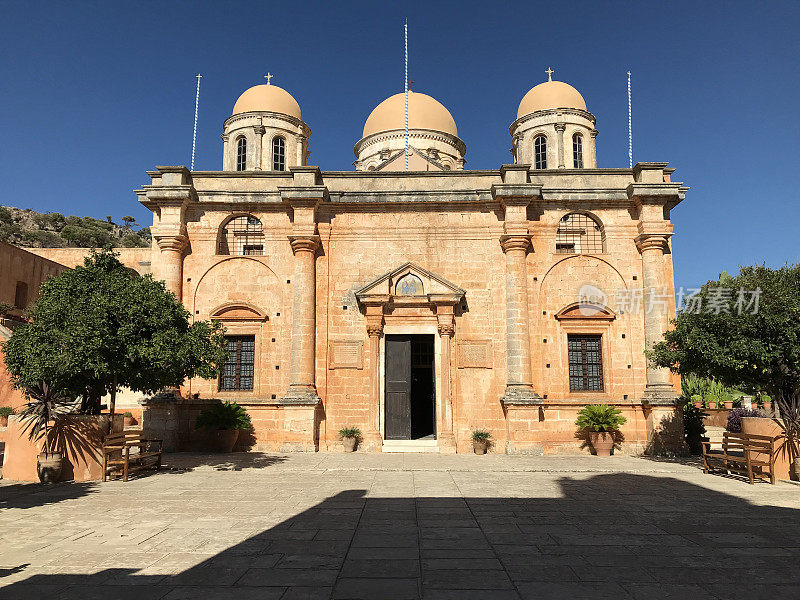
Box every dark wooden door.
[385,335,412,440]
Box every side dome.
[363,91,457,138]
[232,84,302,119]
[517,81,586,119]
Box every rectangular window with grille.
[220,335,255,391]
[568,334,603,391]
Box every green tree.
[650,264,800,400]
[121,216,137,228]
[2,249,227,414]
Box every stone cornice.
[491,183,543,203]
[509,107,596,135]
[278,185,329,205]
[354,128,467,157]
[222,111,310,136]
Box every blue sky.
[1,0,797,289]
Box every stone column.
[500,235,540,404]
[436,307,457,453]
[636,233,677,402]
[154,235,187,300]
[281,236,321,404]
[555,122,566,169]
[253,125,266,170]
[363,306,385,450]
[590,130,599,168]
[220,134,230,170]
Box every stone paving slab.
[1,452,798,599]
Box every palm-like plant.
[575,404,627,432]
[195,401,252,431]
[17,382,75,454]
[774,390,800,472]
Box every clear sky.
[1,0,797,290]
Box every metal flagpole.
[404,19,409,171]
[627,71,632,169]
[191,73,202,171]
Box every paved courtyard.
[1,453,798,599]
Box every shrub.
[726,408,763,433]
[682,401,707,455]
[195,401,252,431]
[0,406,15,418]
[575,404,627,432]
[122,411,133,418]
[339,427,361,439]
[471,429,492,441]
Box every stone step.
[382,439,439,453]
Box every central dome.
[362,91,457,138]
[232,84,302,119]
[517,80,587,119]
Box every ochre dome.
[232,84,302,119]
[517,81,587,119]
[363,91,458,138]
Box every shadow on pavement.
[1,472,799,599]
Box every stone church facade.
[134,77,685,454]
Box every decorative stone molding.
[500,235,531,254]
[289,235,320,255]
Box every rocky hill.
[0,205,150,248]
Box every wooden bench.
[702,431,778,485]
[102,432,162,482]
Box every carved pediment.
[555,302,616,321]
[210,302,267,321]
[356,263,465,306]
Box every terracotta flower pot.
[693,401,702,409]
[213,429,239,453]
[0,416,8,427]
[763,401,772,412]
[473,440,488,455]
[342,437,357,452]
[708,401,718,409]
[723,401,733,410]
[123,416,134,427]
[589,431,615,456]
[37,452,63,483]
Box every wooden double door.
[385,334,436,440]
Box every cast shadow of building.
[2,472,799,599]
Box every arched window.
[572,134,584,168]
[219,215,264,255]
[533,135,547,169]
[236,137,247,171]
[272,137,286,171]
[556,212,604,254]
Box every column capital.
[554,122,566,132]
[288,235,320,254]
[635,232,671,254]
[253,125,266,135]
[500,234,531,253]
[154,234,188,253]
[590,129,599,139]
[366,315,384,337]
[437,323,455,337]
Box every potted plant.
[17,382,74,483]
[471,429,492,454]
[339,427,361,452]
[726,407,763,433]
[774,391,800,481]
[691,394,703,409]
[721,392,734,410]
[0,406,14,427]
[122,411,134,427]
[195,401,252,453]
[706,394,719,410]
[575,404,627,456]
[760,394,772,412]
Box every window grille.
[236,137,247,171]
[534,135,547,169]
[220,335,255,391]
[272,137,286,171]
[219,215,264,255]
[555,213,604,254]
[573,134,584,168]
[568,334,603,391]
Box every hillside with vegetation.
[0,205,151,248]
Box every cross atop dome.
[264,73,273,85]
[545,67,554,82]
